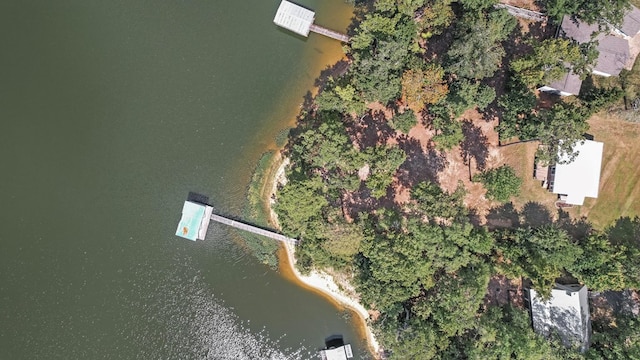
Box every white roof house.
[550,140,603,205]
[530,284,591,353]
[273,0,315,37]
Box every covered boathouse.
[273,0,315,37]
[175,201,213,241]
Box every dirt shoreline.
[265,154,382,358]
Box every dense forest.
[271,0,640,358]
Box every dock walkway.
[309,24,350,42]
[210,214,299,245]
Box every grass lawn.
[566,114,640,228]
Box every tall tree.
[401,64,449,112]
[495,225,583,297]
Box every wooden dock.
[309,24,350,43]
[494,3,547,22]
[210,214,299,245]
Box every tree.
[462,306,575,359]
[511,38,592,87]
[533,102,591,165]
[495,225,583,297]
[315,82,365,115]
[363,145,406,198]
[274,176,328,238]
[496,80,537,140]
[411,180,467,222]
[446,10,517,80]
[568,232,629,291]
[390,109,418,134]
[474,165,522,202]
[415,0,455,40]
[589,312,640,359]
[448,79,497,117]
[459,0,498,11]
[401,64,448,112]
[541,0,630,28]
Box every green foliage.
[462,306,573,359]
[459,0,498,10]
[496,80,537,140]
[316,82,366,115]
[363,145,407,198]
[351,40,409,103]
[416,0,455,39]
[474,165,522,202]
[390,109,418,133]
[274,176,328,238]
[446,10,516,80]
[511,38,589,87]
[321,220,367,263]
[411,180,467,221]
[541,0,630,27]
[413,263,491,337]
[495,225,583,297]
[532,102,591,165]
[448,79,497,116]
[568,232,629,291]
[589,312,640,359]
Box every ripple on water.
[127,259,310,360]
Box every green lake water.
[0,0,369,358]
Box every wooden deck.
[210,214,299,245]
[495,3,547,22]
[309,24,350,42]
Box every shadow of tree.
[314,60,350,89]
[486,202,521,230]
[521,201,553,227]
[460,120,489,174]
[345,110,395,149]
[395,137,448,189]
[606,216,640,246]
[556,210,592,241]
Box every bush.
[473,165,521,202]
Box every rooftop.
[551,140,603,205]
[273,0,315,37]
[530,284,591,352]
[319,344,353,360]
[175,201,213,241]
[620,5,640,37]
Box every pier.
[273,0,350,43]
[309,24,351,43]
[175,200,298,244]
[209,214,299,245]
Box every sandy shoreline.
[266,155,382,358]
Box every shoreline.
[265,155,382,358]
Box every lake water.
[0,1,369,358]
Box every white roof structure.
[175,201,213,241]
[319,344,353,360]
[551,140,603,205]
[273,0,315,37]
[530,285,591,353]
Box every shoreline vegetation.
[248,0,640,358]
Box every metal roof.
[273,0,315,37]
[319,344,353,360]
[175,201,212,241]
[530,285,591,352]
[552,140,603,205]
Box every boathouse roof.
[175,201,213,241]
[319,344,354,360]
[273,0,315,37]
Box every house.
[540,6,640,95]
[546,140,603,206]
[529,284,591,353]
